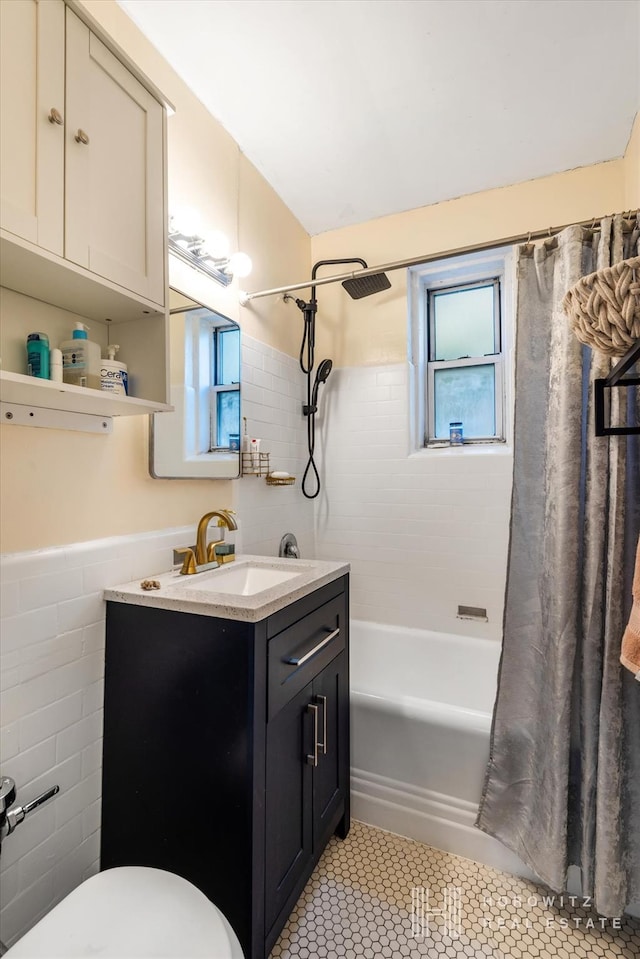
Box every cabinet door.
[265,683,314,934]
[0,0,64,253]
[312,651,349,850]
[64,9,165,305]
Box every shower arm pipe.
[243,209,639,301]
[309,257,367,304]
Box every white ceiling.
[118,0,639,236]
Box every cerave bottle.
[100,344,128,396]
[61,323,101,389]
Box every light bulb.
[204,230,230,260]
[227,252,252,279]
[173,205,202,239]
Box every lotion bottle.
[61,322,101,389]
[100,344,128,395]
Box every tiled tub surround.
[238,334,315,558]
[314,364,513,640]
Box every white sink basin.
[182,563,301,597]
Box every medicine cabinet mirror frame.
[150,257,241,479]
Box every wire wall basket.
[241,451,270,477]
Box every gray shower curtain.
[476,215,640,917]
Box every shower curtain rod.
[243,209,639,301]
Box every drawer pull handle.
[48,107,63,125]
[306,703,319,766]
[284,627,340,667]
[316,694,327,755]
[74,129,90,145]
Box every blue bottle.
[449,422,463,446]
[27,332,50,379]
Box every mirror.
[150,286,241,478]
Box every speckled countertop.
[104,554,350,623]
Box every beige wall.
[624,112,640,208]
[310,159,627,367]
[0,0,309,553]
[1,0,635,552]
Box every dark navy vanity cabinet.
[101,575,350,959]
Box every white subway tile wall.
[0,526,195,946]
[314,364,512,640]
[237,335,315,559]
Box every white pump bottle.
[60,322,101,389]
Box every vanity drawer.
[268,594,346,720]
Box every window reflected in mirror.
[150,289,241,479]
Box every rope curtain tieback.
[563,255,640,356]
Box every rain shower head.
[341,271,391,300]
[309,257,391,302]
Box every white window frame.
[187,312,239,453]
[408,246,515,451]
[208,326,240,451]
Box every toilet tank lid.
[5,866,244,958]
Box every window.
[187,306,240,454]
[209,326,240,449]
[409,247,513,448]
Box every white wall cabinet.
[0,0,65,255]
[64,9,165,306]
[0,0,172,423]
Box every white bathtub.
[350,620,531,876]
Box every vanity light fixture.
[168,214,252,287]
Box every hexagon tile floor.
[269,820,640,959]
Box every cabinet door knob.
[306,703,319,767]
[74,129,90,145]
[48,108,64,125]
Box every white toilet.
[5,866,244,958]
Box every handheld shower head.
[311,358,333,409]
[315,358,333,385]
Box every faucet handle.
[175,547,197,575]
[206,540,224,563]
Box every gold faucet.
[195,510,238,566]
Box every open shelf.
[0,370,172,418]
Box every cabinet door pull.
[48,108,63,125]
[316,694,327,755]
[74,129,90,145]
[284,628,340,667]
[306,703,319,766]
